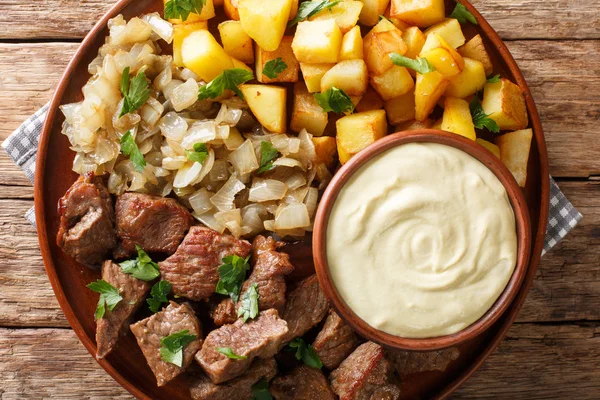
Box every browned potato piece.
[383,3,410,30]
[370,65,414,101]
[415,71,449,121]
[339,26,364,61]
[458,34,493,77]
[441,97,476,140]
[395,118,434,132]
[363,19,407,76]
[359,0,392,26]
[312,136,338,166]
[495,129,533,187]
[420,34,464,77]
[256,36,299,83]
[356,86,384,112]
[290,0,299,20]
[482,78,529,131]
[218,20,254,64]
[224,0,240,20]
[385,89,415,125]
[336,110,388,164]
[402,26,426,60]
[309,0,364,33]
[320,59,369,96]
[423,18,466,49]
[290,82,328,136]
[292,19,343,64]
[390,0,445,28]
[300,63,336,93]
[476,138,500,158]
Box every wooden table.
[0,1,599,398]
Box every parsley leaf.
[487,74,501,84]
[119,67,150,117]
[262,58,288,79]
[186,142,209,164]
[120,245,160,281]
[389,53,436,74]
[147,280,172,313]
[288,0,341,27]
[217,347,248,360]
[197,69,254,101]
[120,130,147,173]
[314,87,355,114]
[87,280,123,320]
[160,330,197,367]
[287,337,323,369]
[215,255,250,302]
[251,378,273,400]
[237,283,259,322]
[470,96,499,133]
[164,0,207,21]
[257,141,279,174]
[450,3,478,25]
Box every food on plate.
[326,142,518,337]
[217,20,254,64]
[238,0,293,52]
[291,82,329,135]
[336,110,388,164]
[270,364,337,399]
[292,19,343,64]
[386,347,460,378]
[458,34,494,76]
[482,78,529,131]
[441,97,476,140]
[312,310,360,370]
[496,128,533,187]
[239,84,287,133]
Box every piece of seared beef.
[56,173,116,266]
[160,226,252,300]
[212,235,295,326]
[189,358,277,400]
[312,310,360,370]
[196,309,288,384]
[270,365,336,400]
[114,192,193,259]
[330,342,400,400]
[130,301,203,387]
[96,260,151,359]
[280,275,329,346]
[386,347,459,378]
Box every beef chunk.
[281,275,329,345]
[189,358,277,400]
[96,260,150,359]
[312,310,359,370]
[56,173,116,266]
[114,192,193,259]
[330,342,400,400]
[196,309,288,384]
[212,235,295,326]
[160,226,252,300]
[130,302,203,386]
[270,365,336,400]
[386,347,459,378]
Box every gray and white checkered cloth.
[3,104,582,256]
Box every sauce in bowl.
[326,142,518,338]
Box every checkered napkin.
[2,104,583,255]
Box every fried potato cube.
[359,0,391,26]
[256,36,299,83]
[424,18,465,49]
[356,86,384,112]
[402,26,426,60]
[320,59,368,96]
[441,97,476,140]
[230,56,253,73]
[390,0,445,28]
[309,0,363,33]
[218,20,254,64]
[495,129,533,187]
[370,65,414,101]
[420,34,464,77]
[364,20,407,76]
[238,0,292,51]
[445,58,486,99]
[339,26,364,61]
[395,118,434,132]
[214,0,224,6]
[415,70,449,121]
[182,30,234,81]
[165,0,215,23]
[291,82,328,136]
[224,0,240,20]
[458,34,494,77]
[476,138,500,158]
[432,118,443,129]
[482,78,529,131]
[290,0,299,20]
[173,22,208,67]
[299,63,335,93]
[336,110,388,164]
[292,19,343,63]
[240,84,287,133]
[312,136,338,166]
[385,88,415,125]
[383,4,410,30]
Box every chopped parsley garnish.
[120,245,160,281]
[257,141,279,174]
[287,337,323,369]
[237,283,259,322]
[197,69,254,101]
[147,280,172,313]
[262,58,288,79]
[186,142,209,164]
[288,0,340,27]
[164,0,207,21]
[217,347,248,360]
[314,87,355,115]
[87,280,123,320]
[160,330,197,367]
[487,74,501,84]
[120,130,146,173]
[470,96,499,133]
[215,255,250,302]
[251,378,273,400]
[119,67,150,118]
[450,3,478,25]
[389,53,436,74]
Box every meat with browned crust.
[114,192,193,259]
[160,226,252,301]
[130,302,203,387]
[386,347,459,378]
[312,310,359,370]
[189,358,277,400]
[270,365,336,400]
[56,173,116,266]
[330,342,400,400]
[195,309,288,384]
[96,260,150,359]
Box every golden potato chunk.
[173,22,208,67]
[423,18,465,49]
[292,19,343,63]
[312,136,338,166]
[390,0,445,28]
[238,0,292,51]
[256,36,299,83]
[218,20,254,64]
[336,110,388,164]
[420,34,464,77]
[291,82,328,136]
[339,26,364,61]
[371,65,414,101]
[240,84,287,133]
[224,0,240,20]
[320,59,369,96]
[309,0,363,33]
[495,129,533,187]
[482,78,529,131]
[182,30,234,82]
[415,71,449,121]
[299,63,335,93]
[476,138,500,158]
[395,118,434,131]
[402,26,426,60]
[359,0,391,26]
[441,97,476,140]
[165,0,215,23]
[363,20,407,76]
[445,57,486,99]
[385,89,415,125]
[356,86,384,112]
[458,34,494,77]
[231,57,253,73]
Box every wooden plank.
[0,152,31,187]
[0,0,598,40]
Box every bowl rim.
[312,129,532,351]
